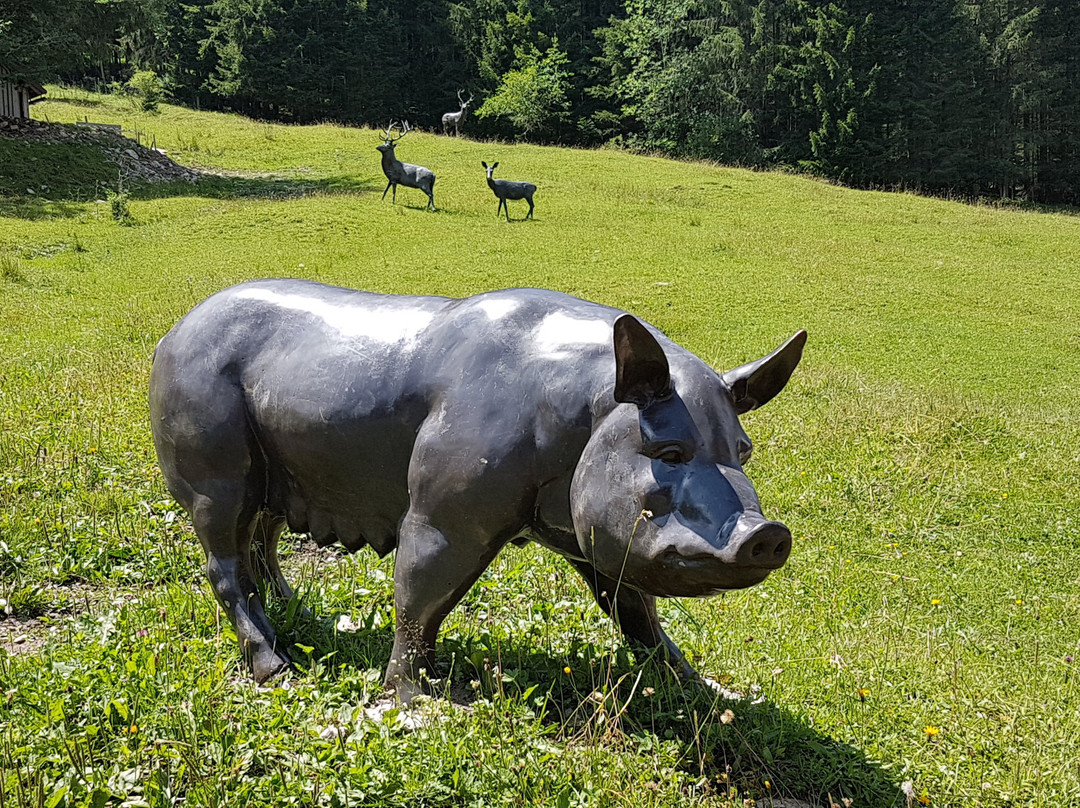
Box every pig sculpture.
[150,280,805,702]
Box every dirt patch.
[0,116,200,184]
[0,615,54,656]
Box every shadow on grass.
[275,603,904,808]
[0,164,380,222]
[0,197,88,221]
[135,171,379,202]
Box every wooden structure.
[0,77,46,119]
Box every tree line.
[3,0,1078,204]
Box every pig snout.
[724,514,791,569]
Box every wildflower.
[129,724,138,734]
[857,688,870,701]
[1015,599,1023,605]
[642,687,655,697]
[1066,656,1074,664]
[563,666,571,675]
[919,795,930,806]
[764,780,771,789]
[720,709,735,724]
[931,598,942,606]
[924,725,940,737]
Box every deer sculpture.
[442,90,474,137]
[483,161,536,221]
[376,121,436,211]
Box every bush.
[475,43,571,137]
[126,70,166,112]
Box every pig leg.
[566,559,697,681]
[191,490,292,684]
[249,514,295,602]
[386,511,501,703]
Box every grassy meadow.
[1,87,1079,807]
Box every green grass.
[1,86,1078,807]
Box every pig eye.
[646,442,692,465]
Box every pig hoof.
[252,649,293,684]
[385,677,426,706]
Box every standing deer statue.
[376,121,436,211]
[483,161,536,221]
[442,90,473,137]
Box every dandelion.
[720,709,735,724]
[857,688,870,701]
[919,795,930,806]
[563,666,571,675]
[764,780,771,789]
[931,598,942,606]
[129,724,138,734]
[924,725,940,737]
[1015,598,1023,605]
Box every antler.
[383,120,413,144]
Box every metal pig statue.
[150,280,805,702]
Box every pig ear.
[722,330,807,414]
[613,315,672,407]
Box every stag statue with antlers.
[441,90,473,137]
[376,121,436,211]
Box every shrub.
[126,70,166,112]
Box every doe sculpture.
[149,280,805,704]
[442,90,473,137]
[483,161,536,221]
[376,121,436,211]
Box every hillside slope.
[1,88,1078,808]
